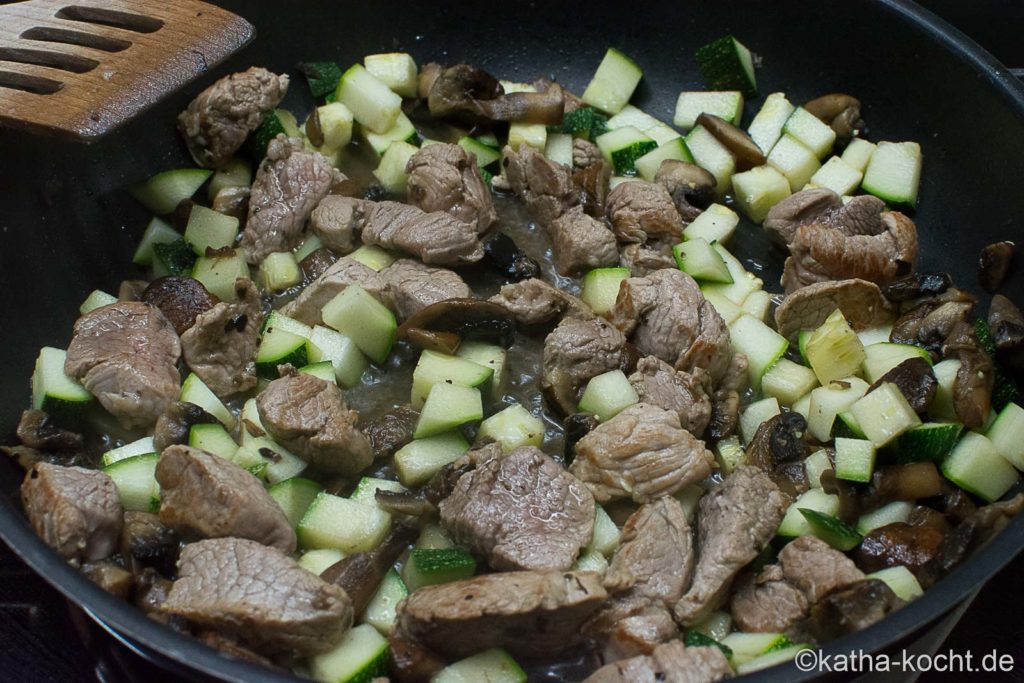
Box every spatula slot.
[0,70,63,95]
[55,6,164,34]
[0,47,98,74]
[20,27,131,53]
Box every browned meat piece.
[196,631,275,668]
[502,145,580,228]
[943,320,995,428]
[340,198,484,265]
[541,316,631,415]
[180,279,263,398]
[82,560,134,599]
[783,211,919,293]
[439,446,594,570]
[778,535,864,602]
[380,259,470,322]
[489,277,593,326]
[655,161,716,223]
[763,188,842,247]
[573,138,604,170]
[16,409,83,451]
[394,569,606,660]
[153,402,219,452]
[801,579,904,642]
[606,181,684,244]
[586,497,693,659]
[178,67,289,169]
[257,373,373,476]
[363,406,419,459]
[65,302,181,430]
[610,269,732,383]
[406,143,497,233]
[156,445,295,552]
[140,276,219,335]
[571,403,714,504]
[620,240,677,277]
[549,206,620,276]
[584,641,732,683]
[730,564,809,634]
[162,537,352,656]
[629,357,712,436]
[774,278,896,343]
[211,185,250,220]
[310,194,358,254]
[283,255,388,325]
[990,294,1024,370]
[21,462,122,562]
[674,467,790,626]
[240,136,340,264]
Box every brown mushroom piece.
[696,113,766,171]
[654,160,716,221]
[321,524,419,615]
[800,579,903,643]
[16,409,83,452]
[744,412,814,471]
[921,494,1024,587]
[889,289,977,359]
[855,522,945,576]
[482,233,541,282]
[563,412,600,463]
[871,462,945,502]
[153,401,220,452]
[882,271,952,302]
[427,64,564,127]
[989,294,1024,371]
[140,276,219,335]
[978,241,1015,293]
[774,278,897,343]
[943,320,994,428]
[397,298,516,349]
[867,357,937,414]
[804,94,865,147]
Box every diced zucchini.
[743,290,776,322]
[348,245,395,272]
[543,132,574,167]
[349,476,407,508]
[736,644,808,675]
[132,217,181,266]
[294,233,323,264]
[415,384,483,438]
[942,431,1020,502]
[334,64,402,134]
[478,404,545,454]
[804,449,832,489]
[730,165,791,223]
[595,126,657,176]
[191,250,249,301]
[509,122,548,153]
[715,435,746,474]
[862,141,922,207]
[862,342,932,383]
[834,437,876,483]
[589,505,621,557]
[800,508,863,551]
[581,267,630,316]
[433,649,527,683]
[259,251,301,292]
[374,139,419,193]
[851,383,922,448]
[709,243,763,304]
[578,369,639,422]
[268,477,322,529]
[322,285,396,364]
[930,359,962,422]
[767,134,820,191]
[394,432,470,487]
[455,342,507,401]
[310,624,388,683]
[809,156,863,196]
[684,203,739,244]
[777,488,840,537]
[130,168,212,215]
[674,91,744,130]
[416,523,455,550]
[104,453,160,513]
[720,633,792,667]
[574,550,609,575]
[300,360,337,384]
[857,325,893,348]
[179,372,236,429]
[692,612,733,642]
[363,568,408,635]
[635,138,693,181]
[804,309,866,385]
[782,107,836,159]
[298,492,392,552]
[403,547,476,591]
[188,423,237,460]
[762,358,818,406]
[308,325,369,389]
[256,327,310,379]
[559,106,609,139]
[840,137,877,173]
[855,501,914,536]
[78,289,117,316]
[183,204,239,255]
[313,102,356,157]
[987,402,1024,469]
[262,310,313,339]
[458,136,502,169]
[364,111,417,157]
[152,239,196,278]
[747,92,795,154]
[728,315,789,389]
[673,238,733,284]
[607,104,681,145]
[298,548,345,576]
[246,109,300,159]
[236,435,308,484]
[686,125,736,196]
[806,377,869,442]
[364,52,418,98]
[893,422,963,464]
[792,392,812,421]
[834,410,866,439]
[411,350,493,410]
[694,35,757,98]
[867,566,924,602]
[701,286,743,325]
[739,396,781,445]
[581,48,643,114]
[101,437,156,467]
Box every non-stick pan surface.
[1,1,1023,680]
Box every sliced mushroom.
[978,241,1014,293]
[800,580,903,643]
[774,278,896,343]
[397,298,516,348]
[744,412,813,471]
[483,233,541,282]
[654,159,716,220]
[16,409,83,452]
[427,64,564,127]
[804,94,864,147]
[882,272,952,302]
[696,113,766,171]
[563,412,599,463]
[989,294,1024,371]
[141,276,219,335]
[943,320,994,428]
[871,462,944,502]
[321,524,418,614]
[153,401,220,452]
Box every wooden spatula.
[0,0,253,141]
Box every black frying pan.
[1,1,1023,680]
